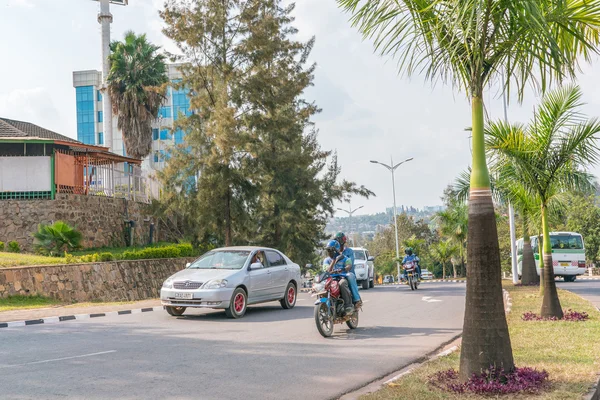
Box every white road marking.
[0,350,117,369]
[422,296,442,303]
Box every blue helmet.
[326,239,341,253]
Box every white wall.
[0,156,51,192]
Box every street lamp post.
[370,157,414,282]
[336,203,364,247]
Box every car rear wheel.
[361,279,369,290]
[369,279,374,288]
[280,282,297,309]
[225,288,247,319]
[564,275,576,282]
[165,306,186,316]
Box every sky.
[2,0,600,216]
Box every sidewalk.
[0,299,161,324]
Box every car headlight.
[162,279,173,289]
[203,279,228,289]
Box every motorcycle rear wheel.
[315,302,334,338]
[346,310,359,329]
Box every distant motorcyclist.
[323,239,354,314]
[335,232,362,308]
[402,247,421,281]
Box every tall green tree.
[487,85,600,319]
[338,0,600,377]
[561,193,600,266]
[237,1,372,263]
[159,0,371,257]
[430,240,458,279]
[160,0,255,246]
[435,200,467,277]
[107,31,168,159]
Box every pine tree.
[158,0,372,260]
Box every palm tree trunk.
[442,262,446,279]
[538,233,545,295]
[459,96,514,380]
[540,204,563,319]
[521,213,539,285]
[452,262,457,278]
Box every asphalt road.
[556,279,600,309]
[0,283,466,400]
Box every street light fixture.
[370,156,414,281]
[336,203,364,247]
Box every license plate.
[560,262,569,267]
[174,292,193,300]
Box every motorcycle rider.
[402,247,422,281]
[335,232,362,308]
[323,239,354,315]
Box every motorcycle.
[403,260,420,291]
[312,271,359,338]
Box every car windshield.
[354,251,366,260]
[188,251,250,270]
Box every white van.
[351,247,375,290]
[517,232,586,282]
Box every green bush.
[99,252,115,262]
[121,246,182,260]
[0,241,4,251]
[33,221,82,256]
[177,243,194,257]
[8,241,20,253]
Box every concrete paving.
[0,284,466,400]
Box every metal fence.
[54,149,154,203]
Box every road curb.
[0,306,163,329]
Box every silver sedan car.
[161,246,302,318]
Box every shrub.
[429,366,549,395]
[522,309,589,322]
[0,241,4,251]
[33,221,82,256]
[8,241,20,253]
[99,252,115,262]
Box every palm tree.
[338,0,600,377]
[455,169,540,285]
[435,202,467,276]
[431,240,458,279]
[33,221,83,256]
[107,31,168,159]
[487,85,600,319]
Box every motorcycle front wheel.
[409,275,415,290]
[315,302,334,338]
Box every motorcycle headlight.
[203,279,228,289]
[312,282,325,292]
[162,279,173,289]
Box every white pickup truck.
[351,247,375,290]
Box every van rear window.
[550,235,583,250]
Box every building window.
[159,129,171,140]
[97,90,102,102]
[172,84,192,121]
[152,128,159,141]
[98,111,103,123]
[174,128,184,145]
[153,152,159,163]
[75,86,95,145]
[159,107,172,119]
[98,132,104,145]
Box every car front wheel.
[165,306,186,316]
[225,288,247,319]
[280,282,297,309]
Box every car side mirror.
[185,263,191,268]
[249,262,263,271]
[368,256,375,262]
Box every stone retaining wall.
[0,193,160,252]
[0,258,195,302]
